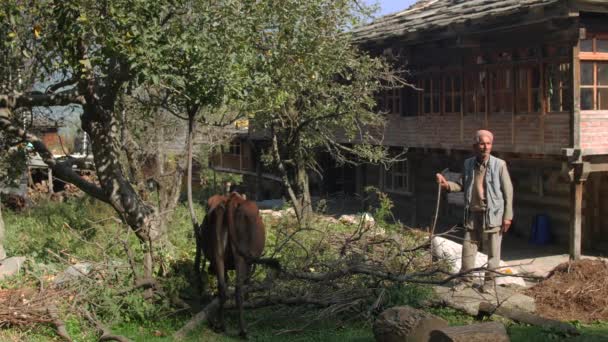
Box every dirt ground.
[526,259,608,323]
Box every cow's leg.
[214,256,227,332]
[193,233,202,293]
[234,254,249,338]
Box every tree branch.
[0,91,85,108]
[0,108,108,203]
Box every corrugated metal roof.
[352,0,563,44]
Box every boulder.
[429,322,509,342]
[54,262,92,286]
[373,306,448,342]
[0,256,27,280]
[431,236,526,287]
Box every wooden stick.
[478,301,579,335]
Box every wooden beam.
[572,39,581,149]
[570,180,583,260]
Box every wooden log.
[373,306,448,342]
[478,301,579,335]
[429,322,509,342]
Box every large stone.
[0,256,27,280]
[373,306,448,342]
[431,236,526,287]
[54,262,92,286]
[429,322,510,342]
[431,285,535,316]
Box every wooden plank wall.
[357,150,577,246]
[381,113,570,156]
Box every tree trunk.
[270,127,303,224]
[295,160,312,224]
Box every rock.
[339,213,376,228]
[431,285,535,316]
[429,322,510,342]
[256,199,285,209]
[54,262,92,286]
[0,256,27,280]
[431,236,526,287]
[373,306,448,342]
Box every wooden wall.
[381,113,570,156]
[353,149,581,247]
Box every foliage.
[246,0,397,220]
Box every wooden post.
[570,180,583,260]
[593,174,601,241]
[255,156,262,201]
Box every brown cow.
[197,192,266,338]
[194,194,228,292]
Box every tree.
[249,0,400,224]
[0,0,259,279]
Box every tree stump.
[429,322,509,342]
[373,306,448,342]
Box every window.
[490,67,513,114]
[420,76,441,115]
[546,63,572,112]
[228,140,241,156]
[580,35,608,110]
[444,74,462,114]
[377,88,401,115]
[581,61,608,110]
[382,159,409,193]
[515,65,542,113]
[464,70,487,115]
[401,86,419,117]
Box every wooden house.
[347,0,608,259]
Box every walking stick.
[430,168,449,263]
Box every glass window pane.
[581,62,594,86]
[453,75,461,91]
[445,94,453,113]
[454,96,462,113]
[581,39,593,52]
[581,88,594,110]
[531,67,541,88]
[598,39,608,53]
[532,90,542,113]
[599,62,608,86]
[424,96,431,114]
[433,93,440,113]
[599,88,608,110]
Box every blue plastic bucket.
[530,214,551,245]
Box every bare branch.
[0,108,108,203]
[0,91,85,108]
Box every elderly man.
[436,130,513,291]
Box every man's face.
[473,135,493,160]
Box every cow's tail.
[226,202,281,272]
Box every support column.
[570,180,583,261]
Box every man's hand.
[501,219,512,234]
[436,173,450,191]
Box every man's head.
[473,130,493,161]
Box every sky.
[366,0,419,16]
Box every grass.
[2,198,608,341]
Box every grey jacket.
[448,155,514,227]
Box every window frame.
[381,159,411,195]
[443,72,462,115]
[419,75,441,115]
[228,140,241,156]
[579,33,608,111]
